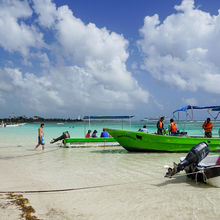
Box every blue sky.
[0,0,220,119]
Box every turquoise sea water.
[0,120,220,147]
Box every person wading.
[34,123,45,150]
[202,118,213,138]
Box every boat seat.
[199,155,220,167]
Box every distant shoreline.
[0,118,83,123]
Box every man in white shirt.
[141,125,148,133]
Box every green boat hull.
[106,128,220,152]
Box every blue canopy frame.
[173,105,220,121]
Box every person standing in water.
[202,118,213,138]
[34,123,45,150]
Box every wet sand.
[0,144,220,219]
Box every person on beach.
[202,118,213,138]
[92,130,98,138]
[169,118,178,135]
[157,116,165,135]
[100,128,109,137]
[34,123,45,150]
[85,130,91,138]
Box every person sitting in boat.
[92,130,98,138]
[202,118,213,138]
[85,130,91,138]
[141,125,148,133]
[157,116,165,135]
[100,128,109,137]
[169,118,178,136]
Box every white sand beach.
[0,143,220,220]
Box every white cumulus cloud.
[33,0,57,28]
[138,0,220,94]
[182,97,198,106]
[0,0,150,115]
[0,0,45,56]
[0,66,149,114]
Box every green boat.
[64,137,119,147]
[106,128,220,152]
[50,115,134,148]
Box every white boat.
[5,123,26,127]
[165,142,220,187]
[6,124,20,127]
[193,155,220,187]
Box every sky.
[0,0,220,119]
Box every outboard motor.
[50,131,70,144]
[165,142,209,178]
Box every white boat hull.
[63,142,119,148]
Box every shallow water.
[0,122,220,219]
[0,120,220,147]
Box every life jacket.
[170,122,177,133]
[159,121,163,129]
[203,122,213,133]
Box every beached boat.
[165,142,220,187]
[182,155,220,187]
[51,132,119,147]
[107,105,220,152]
[106,128,220,152]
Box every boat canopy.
[83,115,134,130]
[173,105,220,121]
[83,115,134,120]
[173,105,220,114]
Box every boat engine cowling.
[165,142,209,177]
[177,142,209,172]
[50,131,70,144]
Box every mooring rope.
[0,178,162,194]
[0,181,141,194]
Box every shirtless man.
[34,123,45,150]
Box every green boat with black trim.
[106,128,220,152]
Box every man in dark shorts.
[202,118,213,138]
[34,123,45,150]
[157,116,165,135]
